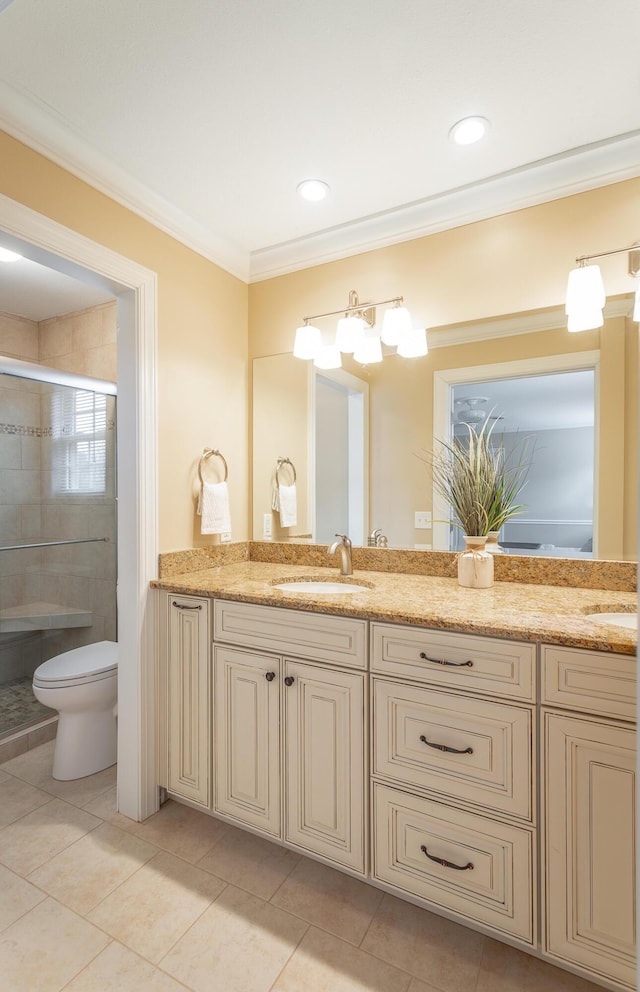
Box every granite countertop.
[152,560,638,656]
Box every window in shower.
[51,388,108,494]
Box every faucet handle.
[334,532,352,549]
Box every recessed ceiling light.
[449,117,489,146]
[0,247,22,262]
[297,179,330,202]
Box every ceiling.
[453,370,594,434]
[0,0,638,283]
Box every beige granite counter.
[152,560,637,656]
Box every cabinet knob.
[284,676,295,686]
[265,671,276,682]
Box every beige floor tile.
[0,863,46,932]
[475,938,531,992]
[476,939,604,992]
[161,882,308,992]
[126,798,230,863]
[0,797,100,876]
[0,768,10,784]
[360,894,485,992]
[407,982,443,992]
[65,940,190,991]
[271,856,384,946]
[88,848,226,963]
[0,896,109,992]
[0,740,117,807]
[272,926,412,992]
[197,823,300,899]
[0,774,52,826]
[526,954,605,992]
[27,821,158,914]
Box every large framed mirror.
[252,300,637,561]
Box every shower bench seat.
[0,602,92,634]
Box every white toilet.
[32,641,118,781]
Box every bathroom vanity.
[153,557,636,992]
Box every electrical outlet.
[263,513,273,540]
[414,543,432,550]
[414,511,432,529]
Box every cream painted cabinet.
[213,601,366,874]
[163,594,211,808]
[214,645,281,836]
[370,622,536,945]
[542,646,637,992]
[284,658,365,871]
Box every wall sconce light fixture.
[293,290,427,368]
[566,243,640,332]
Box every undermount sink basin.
[273,580,370,594]
[586,612,637,630]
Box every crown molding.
[1,79,638,287]
[249,132,640,282]
[0,81,250,282]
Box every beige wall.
[249,179,640,560]
[0,130,249,552]
[249,179,640,359]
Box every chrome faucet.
[328,533,353,576]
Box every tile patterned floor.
[0,677,53,737]
[0,741,605,992]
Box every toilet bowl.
[32,641,118,781]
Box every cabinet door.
[214,645,281,836]
[544,711,636,990]
[167,595,211,807]
[284,659,365,873]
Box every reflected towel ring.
[198,448,228,485]
[276,457,297,485]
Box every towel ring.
[276,457,297,485]
[198,448,228,485]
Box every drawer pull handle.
[284,676,295,686]
[265,671,276,682]
[419,734,473,755]
[421,845,474,871]
[172,601,202,610]
[419,652,472,668]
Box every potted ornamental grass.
[429,418,533,587]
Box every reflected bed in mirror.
[252,301,637,561]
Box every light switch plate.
[414,511,432,529]
[263,513,273,539]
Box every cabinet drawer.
[371,623,535,701]
[373,783,535,943]
[541,646,636,721]
[214,599,367,669]
[373,677,533,820]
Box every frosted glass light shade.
[293,324,322,359]
[313,344,342,369]
[353,333,383,365]
[565,265,605,315]
[336,315,366,354]
[381,306,412,345]
[397,327,428,358]
[567,307,604,332]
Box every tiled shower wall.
[0,303,117,687]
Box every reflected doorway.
[433,354,598,558]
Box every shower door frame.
[0,192,158,822]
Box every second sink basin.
[273,579,371,595]
[586,612,637,630]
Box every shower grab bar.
[0,538,109,552]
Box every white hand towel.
[277,483,297,528]
[197,481,232,536]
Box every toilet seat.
[33,641,118,689]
